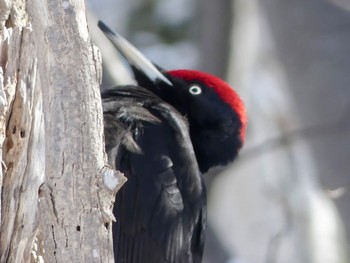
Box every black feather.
[103,85,206,263]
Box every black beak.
[98,21,173,87]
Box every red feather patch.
[168,70,247,142]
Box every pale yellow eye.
[189,85,202,95]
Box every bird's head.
[98,21,247,173]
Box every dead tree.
[0,0,125,262]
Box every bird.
[98,21,247,263]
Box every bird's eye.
[189,85,202,95]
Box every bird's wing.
[102,86,161,158]
[103,87,205,262]
[114,121,188,263]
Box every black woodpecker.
[98,21,247,263]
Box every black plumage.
[99,21,246,263]
[103,86,206,263]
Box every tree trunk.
[196,0,232,79]
[0,0,126,262]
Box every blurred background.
[87,0,350,262]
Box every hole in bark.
[104,222,109,230]
[7,162,13,170]
[5,19,14,28]
[76,225,81,231]
[38,184,44,197]
[12,126,16,134]
[20,130,25,138]
[5,139,13,153]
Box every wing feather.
[103,85,206,263]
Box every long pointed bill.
[98,21,173,87]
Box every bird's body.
[99,21,246,263]
[103,86,205,262]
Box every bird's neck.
[190,122,241,174]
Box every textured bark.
[0,0,126,262]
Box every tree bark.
[0,0,126,262]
